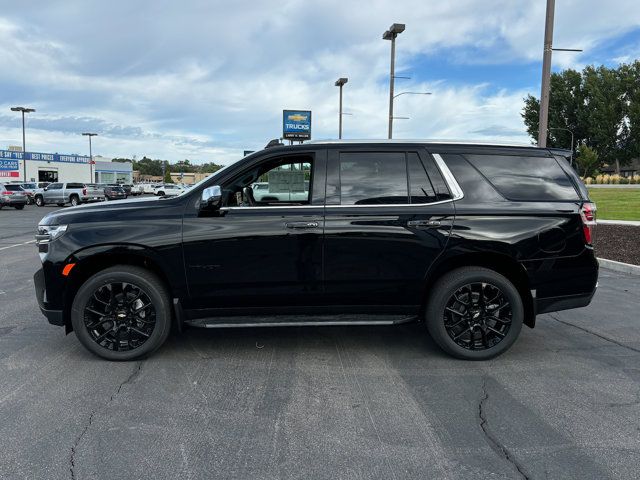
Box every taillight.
[580,202,596,245]
[83,188,87,195]
[2,191,12,195]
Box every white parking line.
[0,239,36,251]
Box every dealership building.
[0,149,132,184]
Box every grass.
[587,188,640,221]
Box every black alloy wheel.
[71,266,172,360]
[35,196,44,207]
[425,267,523,360]
[83,282,157,352]
[443,282,512,350]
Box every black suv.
[34,141,598,361]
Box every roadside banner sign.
[0,149,90,164]
[283,110,311,141]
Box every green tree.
[575,144,599,177]
[163,163,172,183]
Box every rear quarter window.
[67,183,84,189]
[464,154,579,201]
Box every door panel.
[322,148,454,308]
[181,150,326,313]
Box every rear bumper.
[535,287,596,315]
[0,197,27,206]
[34,268,64,326]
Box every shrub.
[619,176,629,184]
[584,177,594,185]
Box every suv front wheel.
[425,267,523,360]
[70,266,172,360]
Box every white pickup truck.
[251,182,309,202]
[34,182,99,207]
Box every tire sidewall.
[426,268,524,360]
[71,267,171,361]
[35,196,44,207]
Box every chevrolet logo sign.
[288,114,308,122]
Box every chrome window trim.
[220,152,464,211]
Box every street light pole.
[10,106,36,181]
[383,23,405,139]
[82,133,98,183]
[335,77,348,139]
[537,0,556,147]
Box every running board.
[185,314,418,329]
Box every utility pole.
[10,106,36,181]
[82,133,97,183]
[537,0,555,147]
[383,23,405,139]
[335,77,348,139]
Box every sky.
[0,0,639,165]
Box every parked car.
[118,184,134,196]
[34,140,598,361]
[37,182,50,189]
[33,182,90,207]
[85,184,107,202]
[18,182,38,204]
[140,183,158,194]
[153,184,184,196]
[104,185,127,200]
[0,183,27,209]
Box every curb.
[597,219,640,226]
[598,258,640,276]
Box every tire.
[26,196,33,205]
[14,205,25,210]
[71,266,172,361]
[70,195,80,207]
[56,203,65,207]
[425,267,523,360]
[35,196,44,207]
[157,191,164,196]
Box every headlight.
[35,224,68,244]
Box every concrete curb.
[588,184,640,189]
[597,219,640,226]
[598,258,640,276]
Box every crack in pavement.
[548,313,640,354]
[69,360,144,480]
[478,377,530,480]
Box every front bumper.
[34,268,64,326]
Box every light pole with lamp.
[10,106,36,181]
[82,133,98,183]
[335,77,348,139]
[383,23,405,139]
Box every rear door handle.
[407,219,441,228]
[285,221,319,229]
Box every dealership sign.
[0,158,19,177]
[0,149,90,164]
[282,110,311,140]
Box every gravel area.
[595,224,640,265]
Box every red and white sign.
[0,171,19,178]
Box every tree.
[522,61,639,173]
[575,145,599,178]
[163,163,172,183]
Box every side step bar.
[185,314,418,329]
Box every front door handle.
[285,221,319,229]
[407,219,441,228]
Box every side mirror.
[43,187,48,191]
[201,185,222,210]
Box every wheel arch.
[61,246,177,333]
[423,252,535,328]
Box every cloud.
[0,1,638,163]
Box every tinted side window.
[554,155,589,200]
[48,183,62,190]
[465,154,579,201]
[408,152,437,203]
[67,183,84,189]
[339,152,407,205]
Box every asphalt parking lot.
[1,205,639,480]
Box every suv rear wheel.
[35,195,44,207]
[70,266,172,360]
[425,267,523,360]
